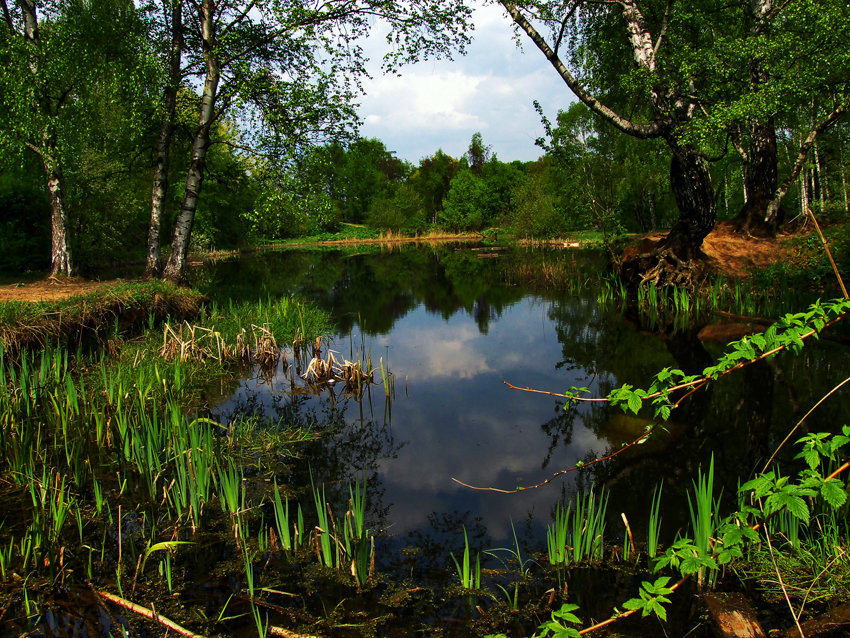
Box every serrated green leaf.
[821,479,848,509]
[622,598,644,611]
[680,555,703,574]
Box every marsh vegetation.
[0,246,847,637]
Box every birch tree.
[0,0,142,276]
[708,0,850,234]
[498,0,718,287]
[153,0,472,283]
[499,0,849,282]
[144,0,183,277]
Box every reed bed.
[597,274,817,326]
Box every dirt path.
[0,277,129,303]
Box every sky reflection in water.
[204,246,850,558]
[213,294,607,546]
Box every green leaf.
[622,598,644,611]
[821,479,848,509]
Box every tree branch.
[465,302,850,494]
[218,0,255,42]
[552,0,582,58]
[452,425,655,493]
[653,0,673,57]
[499,2,661,139]
[765,100,849,223]
[1,0,15,33]
[95,590,204,638]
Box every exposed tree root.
[619,244,706,292]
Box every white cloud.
[355,4,575,163]
[360,69,486,133]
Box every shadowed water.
[195,244,850,571]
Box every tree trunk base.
[735,198,784,238]
[618,235,707,292]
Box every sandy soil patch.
[0,277,128,303]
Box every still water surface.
[193,244,849,564]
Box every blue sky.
[355,4,575,165]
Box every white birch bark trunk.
[163,0,219,283]
[20,0,75,276]
[146,0,183,277]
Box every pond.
[193,244,850,583]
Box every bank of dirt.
[0,276,130,303]
[0,280,204,352]
[622,221,798,280]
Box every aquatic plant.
[647,482,663,560]
[546,487,609,567]
[487,520,534,610]
[687,454,722,584]
[450,526,481,590]
[272,480,298,552]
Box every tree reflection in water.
[200,245,850,573]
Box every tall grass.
[647,483,663,561]
[597,275,815,325]
[547,487,609,566]
[451,526,481,590]
[687,455,722,585]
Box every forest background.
[0,0,848,284]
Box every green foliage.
[367,183,427,233]
[410,149,459,222]
[622,576,674,621]
[247,181,340,240]
[535,603,582,638]
[510,162,568,238]
[440,169,487,231]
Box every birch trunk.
[162,0,218,284]
[813,139,825,213]
[841,136,849,214]
[20,0,74,275]
[737,117,782,235]
[735,0,783,235]
[146,0,183,277]
[764,102,847,223]
[41,132,73,277]
[502,0,718,286]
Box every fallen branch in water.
[95,589,204,638]
[472,299,850,493]
[452,426,654,493]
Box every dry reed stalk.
[302,350,339,383]
[159,321,231,363]
[251,324,282,371]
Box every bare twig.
[796,548,846,624]
[95,590,206,638]
[764,528,806,638]
[762,376,850,472]
[451,427,653,493]
[807,206,849,299]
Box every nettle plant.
[486,296,850,638]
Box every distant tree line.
[0,0,847,282]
